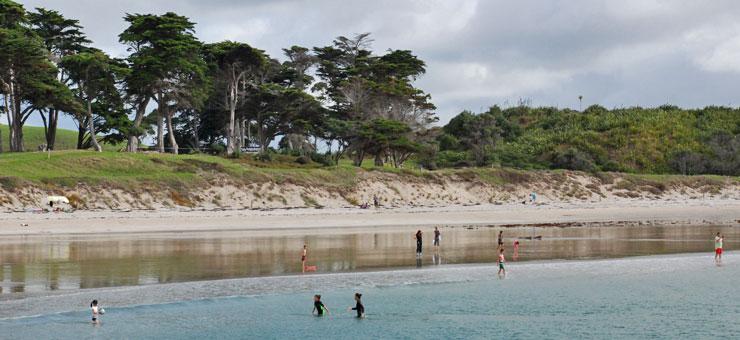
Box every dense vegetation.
[1,0,738,176]
[435,105,740,175]
[0,1,434,170]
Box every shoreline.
[0,199,738,236]
[1,251,734,319]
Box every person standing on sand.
[513,240,520,260]
[415,230,423,256]
[373,195,379,208]
[498,231,504,249]
[433,227,441,248]
[302,244,308,273]
[714,233,724,263]
[497,248,506,277]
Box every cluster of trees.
[436,105,740,176]
[0,1,436,168]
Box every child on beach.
[90,300,103,324]
[415,230,423,256]
[348,293,365,318]
[302,244,308,273]
[313,295,329,316]
[497,248,506,277]
[714,233,724,263]
[433,227,441,247]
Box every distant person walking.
[313,294,329,316]
[497,248,506,277]
[348,293,365,318]
[714,233,724,263]
[415,230,423,256]
[302,244,308,273]
[513,240,520,260]
[498,231,504,249]
[373,195,379,208]
[433,227,441,247]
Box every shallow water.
[2,253,738,339]
[0,224,736,295]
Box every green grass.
[0,151,735,196]
[0,124,80,151]
[0,124,123,151]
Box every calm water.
[0,225,736,295]
[1,253,737,339]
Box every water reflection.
[0,225,736,294]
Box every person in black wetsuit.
[497,230,504,249]
[414,230,423,256]
[348,293,364,318]
[313,294,329,316]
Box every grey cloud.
[18,0,740,127]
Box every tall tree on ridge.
[60,49,128,152]
[0,0,77,152]
[119,12,207,154]
[203,41,265,156]
[28,7,90,150]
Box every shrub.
[254,152,272,162]
[294,155,310,164]
[310,152,334,166]
[551,148,596,172]
[436,150,468,168]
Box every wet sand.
[0,200,738,236]
[1,224,736,295]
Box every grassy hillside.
[0,150,734,189]
[439,105,740,175]
[0,124,124,151]
[0,124,81,151]
[0,151,736,210]
[0,151,360,192]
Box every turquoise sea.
[2,252,737,339]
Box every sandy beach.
[1,199,738,236]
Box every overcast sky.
[18,0,740,128]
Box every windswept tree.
[313,33,436,167]
[28,7,90,150]
[203,41,264,156]
[0,0,76,152]
[60,49,127,152]
[119,12,207,154]
[241,60,324,153]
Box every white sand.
[1,199,737,236]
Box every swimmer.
[348,293,365,318]
[313,294,329,316]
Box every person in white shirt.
[714,233,724,263]
[90,300,102,324]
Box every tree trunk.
[225,78,239,156]
[47,109,58,150]
[87,100,102,152]
[353,150,365,167]
[126,97,150,152]
[7,70,24,152]
[76,116,86,149]
[374,153,384,167]
[165,110,178,155]
[156,110,164,153]
[10,97,24,152]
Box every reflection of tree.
[0,226,732,294]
